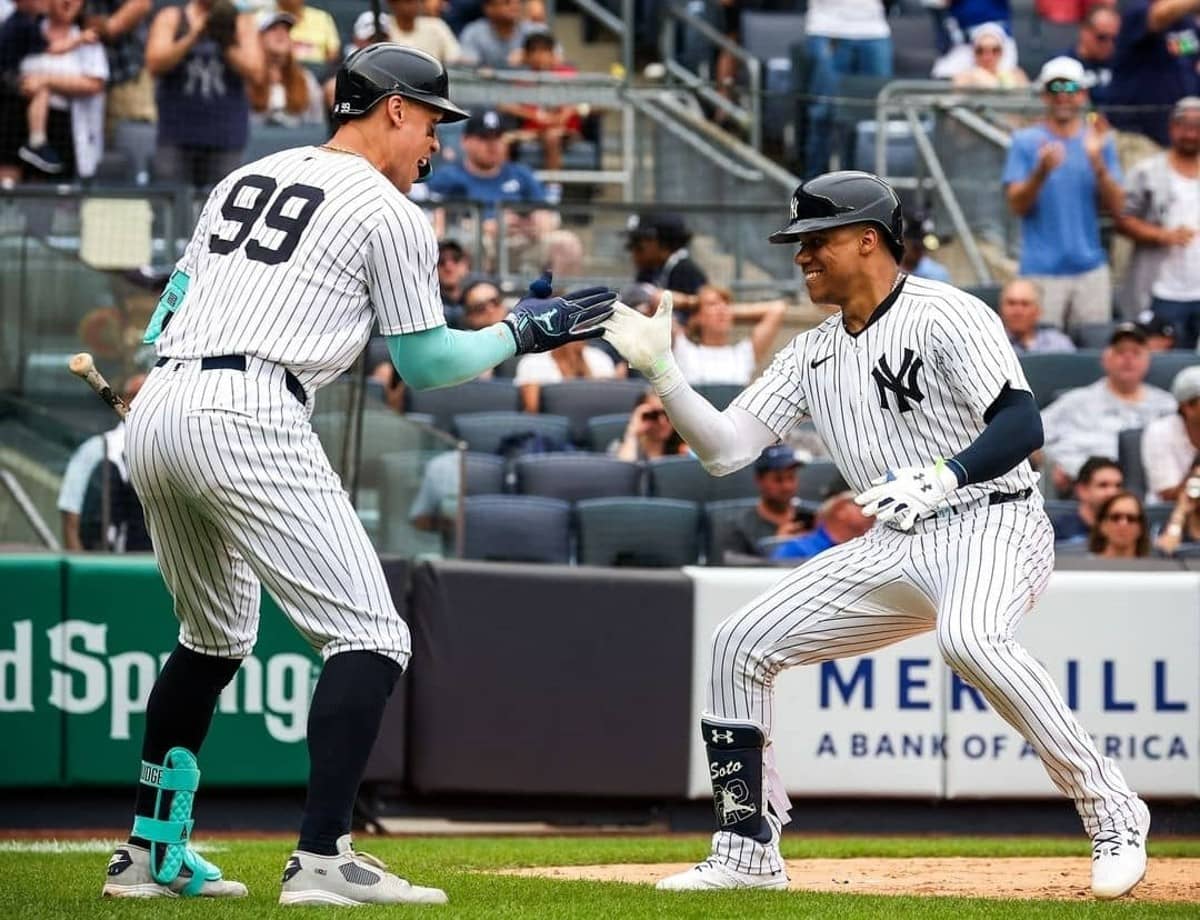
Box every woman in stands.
[610,388,685,462]
[672,284,786,386]
[952,23,1028,89]
[1155,458,1200,556]
[1088,491,1151,559]
[514,338,619,412]
[249,10,324,127]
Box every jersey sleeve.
[366,202,445,335]
[729,337,809,438]
[928,296,1031,417]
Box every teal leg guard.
[131,747,223,896]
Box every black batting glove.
[502,272,618,355]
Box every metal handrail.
[0,468,60,550]
[556,0,634,80]
[627,92,763,181]
[659,2,763,151]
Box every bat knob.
[69,352,95,376]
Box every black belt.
[155,354,307,406]
[988,488,1033,506]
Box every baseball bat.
[68,352,129,419]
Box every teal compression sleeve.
[386,323,517,390]
[143,269,189,344]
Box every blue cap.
[755,444,803,473]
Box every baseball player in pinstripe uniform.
[100,44,615,906]
[602,171,1150,900]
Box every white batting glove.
[601,291,685,395]
[855,461,960,531]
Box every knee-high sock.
[130,644,242,846]
[298,651,402,855]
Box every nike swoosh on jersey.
[809,354,834,369]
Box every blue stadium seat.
[1147,352,1200,393]
[405,380,521,432]
[1073,322,1118,350]
[963,283,1003,312]
[795,459,843,501]
[1020,351,1104,409]
[584,413,630,452]
[703,497,759,565]
[537,380,647,443]
[452,411,570,454]
[648,455,757,503]
[694,383,744,410]
[240,123,330,165]
[576,497,702,567]
[1117,428,1145,500]
[460,495,572,563]
[514,453,642,501]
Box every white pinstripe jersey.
[157,147,444,393]
[732,274,1038,503]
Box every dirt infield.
[499,857,1200,902]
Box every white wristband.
[646,353,685,398]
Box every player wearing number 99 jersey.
[106,45,616,907]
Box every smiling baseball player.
[602,171,1150,900]
[100,44,614,906]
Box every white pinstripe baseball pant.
[707,496,1143,871]
[125,358,411,666]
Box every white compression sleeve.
[654,366,778,476]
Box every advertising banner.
[686,568,1200,800]
[0,554,64,786]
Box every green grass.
[2,835,1197,919]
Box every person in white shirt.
[803,0,891,176]
[1142,365,1200,502]
[1042,323,1175,492]
[673,284,787,386]
[514,339,617,411]
[386,0,461,63]
[1116,97,1200,346]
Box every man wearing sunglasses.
[1004,56,1124,332]
[1062,4,1121,100]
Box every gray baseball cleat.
[101,843,248,899]
[278,834,447,906]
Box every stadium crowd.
[7,0,1200,566]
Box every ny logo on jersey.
[871,347,925,413]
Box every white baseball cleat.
[1091,802,1151,900]
[101,843,248,899]
[656,855,788,891]
[278,834,447,906]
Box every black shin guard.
[701,717,770,842]
[298,651,402,856]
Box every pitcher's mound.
[501,857,1200,902]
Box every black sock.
[129,644,242,849]
[297,651,402,856]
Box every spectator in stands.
[502,30,582,173]
[802,0,892,177]
[770,489,872,562]
[1142,365,1200,501]
[1041,323,1175,491]
[1003,56,1124,331]
[409,450,459,532]
[1105,0,1200,153]
[999,278,1076,353]
[1088,490,1151,558]
[899,216,951,282]
[458,0,542,68]
[58,372,145,550]
[931,2,1017,80]
[460,277,518,378]
[1062,3,1120,99]
[0,0,46,183]
[84,0,156,140]
[514,337,618,412]
[719,444,811,559]
[273,0,338,66]
[248,10,323,126]
[952,23,1028,88]
[1116,97,1200,344]
[610,389,685,462]
[322,11,390,109]
[672,284,787,386]
[1154,458,1200,554]
[1050,455,1124,542]
[437,239,470,325]
[422,108,583,277]
[386,0,461,63]
[626,212,709,320]
[4,0,108,178]
[146,0,263,187]
[1137,311,1178,350]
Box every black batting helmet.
[332,43,469,126]
[769,171,905,261]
